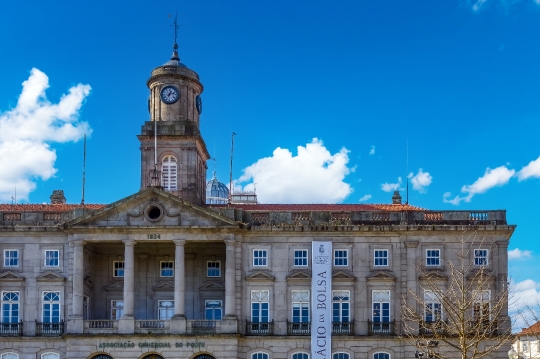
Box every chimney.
[50,190,66,205]
[392,190,402,204]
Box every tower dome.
[206,172,229,204]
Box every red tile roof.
[517,321,540,335]
[209,203,424,211]
[0,204,105,212]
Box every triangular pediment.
[152,281,174,292]
[286,270,311,282]
[466,268,496,281]
[199,281,225,291]
[367,270,396,282]
[104,281,124,291]
[0,271,25,282]
[419,271,448,282]
[65,187,238,228]
[332,270,356,282]
[246,270,275,282]
[84,277,94,289]
[36,271,65,282]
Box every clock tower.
[138,41,210,206]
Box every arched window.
[162,155,177,190]
[374,353,390,359]
[91,355,113,359]
[194,355,216,359]
[1,353,18,359]
[142,355,164,359]
[292,353,309,359]
[41,353,59,359]
[333,353,350,359]
[252,353,269,359]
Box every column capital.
[71,240,86,247]
[173,239,186,246]
[224,239,237,247]
[122,240,137,246]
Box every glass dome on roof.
[206,172,229,205]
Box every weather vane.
[171,12,179,45]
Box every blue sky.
[1,1,540,298]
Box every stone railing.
[135,320,169,334]
[84,320,117,334]
[187,320,221,334]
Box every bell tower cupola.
[138,25,210,206]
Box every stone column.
[119,240,136,334]
[68,240,85,334]
[174,240,186,317]
[224,240,236,318]
[170,239,187,334]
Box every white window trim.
[3,249,19,267]
[332,353,351,359]
[1,291,20,323]
[158,300,174,320]
[291,290,310,322]
[472,290,491,320]
[293,249,309,267]
[251,290,270,322]
[44,250,60,267]
[206,260,221,277]
[252,353,270,359]
[41,291,61,322]
[41,353,60,359]
[424,290,442,321]
[474,249,489,266]
[1,353,19,359]
[425,249,441,267]
[113,261,125,277]
[332,290,351,323]
[374,249,389,267]
[160,261,174,278]
[205,299,223,320]
[373,352,391,359]
[292,353,309,359]
[253,249,268,267]
[372,290,391,322]
[161,155,178,191]
[334,249,349,266]
[111,300,124,320]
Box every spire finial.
[169,12,180,61]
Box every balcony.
[368,320,396,335]
[246,321,273,336]
[36,321,64,336]
[419,320,446,336]
[187,320,220,334]
[84,320,117,334]
[287,321,311,335]
[0,321,22,336]
[135,320,169,334]
[332,321,354,335]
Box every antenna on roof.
[229,132,237,205]
[406,137,409,205]
[14,184,16,205]
[81,134,87,206]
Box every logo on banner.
[314,244,330,264]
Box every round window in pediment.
[145,201,164,222]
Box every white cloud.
[381,177,402,193]
[443,165,515,205]
[0,68,91,201]
[517,155,540,181]
[235,138,353,203]
[509,248,532,260]
[408,168,432,193]
[359,194,372,202]
[472,0,489,11]
[511,279,540,315]
[369,146,375,155]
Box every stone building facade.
[0,41,515,359]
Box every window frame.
[1,353,19,359]
[374,249,388,266]
[252,353,269,359]
[111,300,124,320]
[472,290,491,320]
[44,250,60,267]
[333,353,350,359]
[206,260,221,277]
[251,290,270,323]
[158,300,174,320]
[205,299,223,320]
[373,353,390,359]
[113,261,125,277]
[294,249,308,267]
[253,249,268,267]
[161,155,178,191]
[474,249,489,266]
[3,250,19,267]
[160,261,174,277]
[334,249,348,266]
[332,290,350,323]
[372,290,391,323]
[41,291,61,323]
[41,353,60,359]
[291,290,310,323]
[292,353,309,359]
[1,291,20,323]
[426,249,441,267]
[424,290,442,322]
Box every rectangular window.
[111,300,124,320]
[426,249,440,266]
[3,250,18,267]
[292,290,310,323]
[158,300,174,320]
[374,250,388,266]
[474,249,488,266]
[334,250,348,266]
[205,300,222,320]
[42,292,60,323]
[160,261,174,277]
[253,250,268,266]
[207,261,221,277]
[424,291,442,322]
[372,290,390,323]
[332,290,350,323]
[2,291,19,323]
[44,250,59,267]
[473,290,491,321]
[294,250,308,266]
[113,261,125,277]
[251,290,269,323]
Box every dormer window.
[162,155,178,190]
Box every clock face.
[160,86,179,104]
[196,95,202,114]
